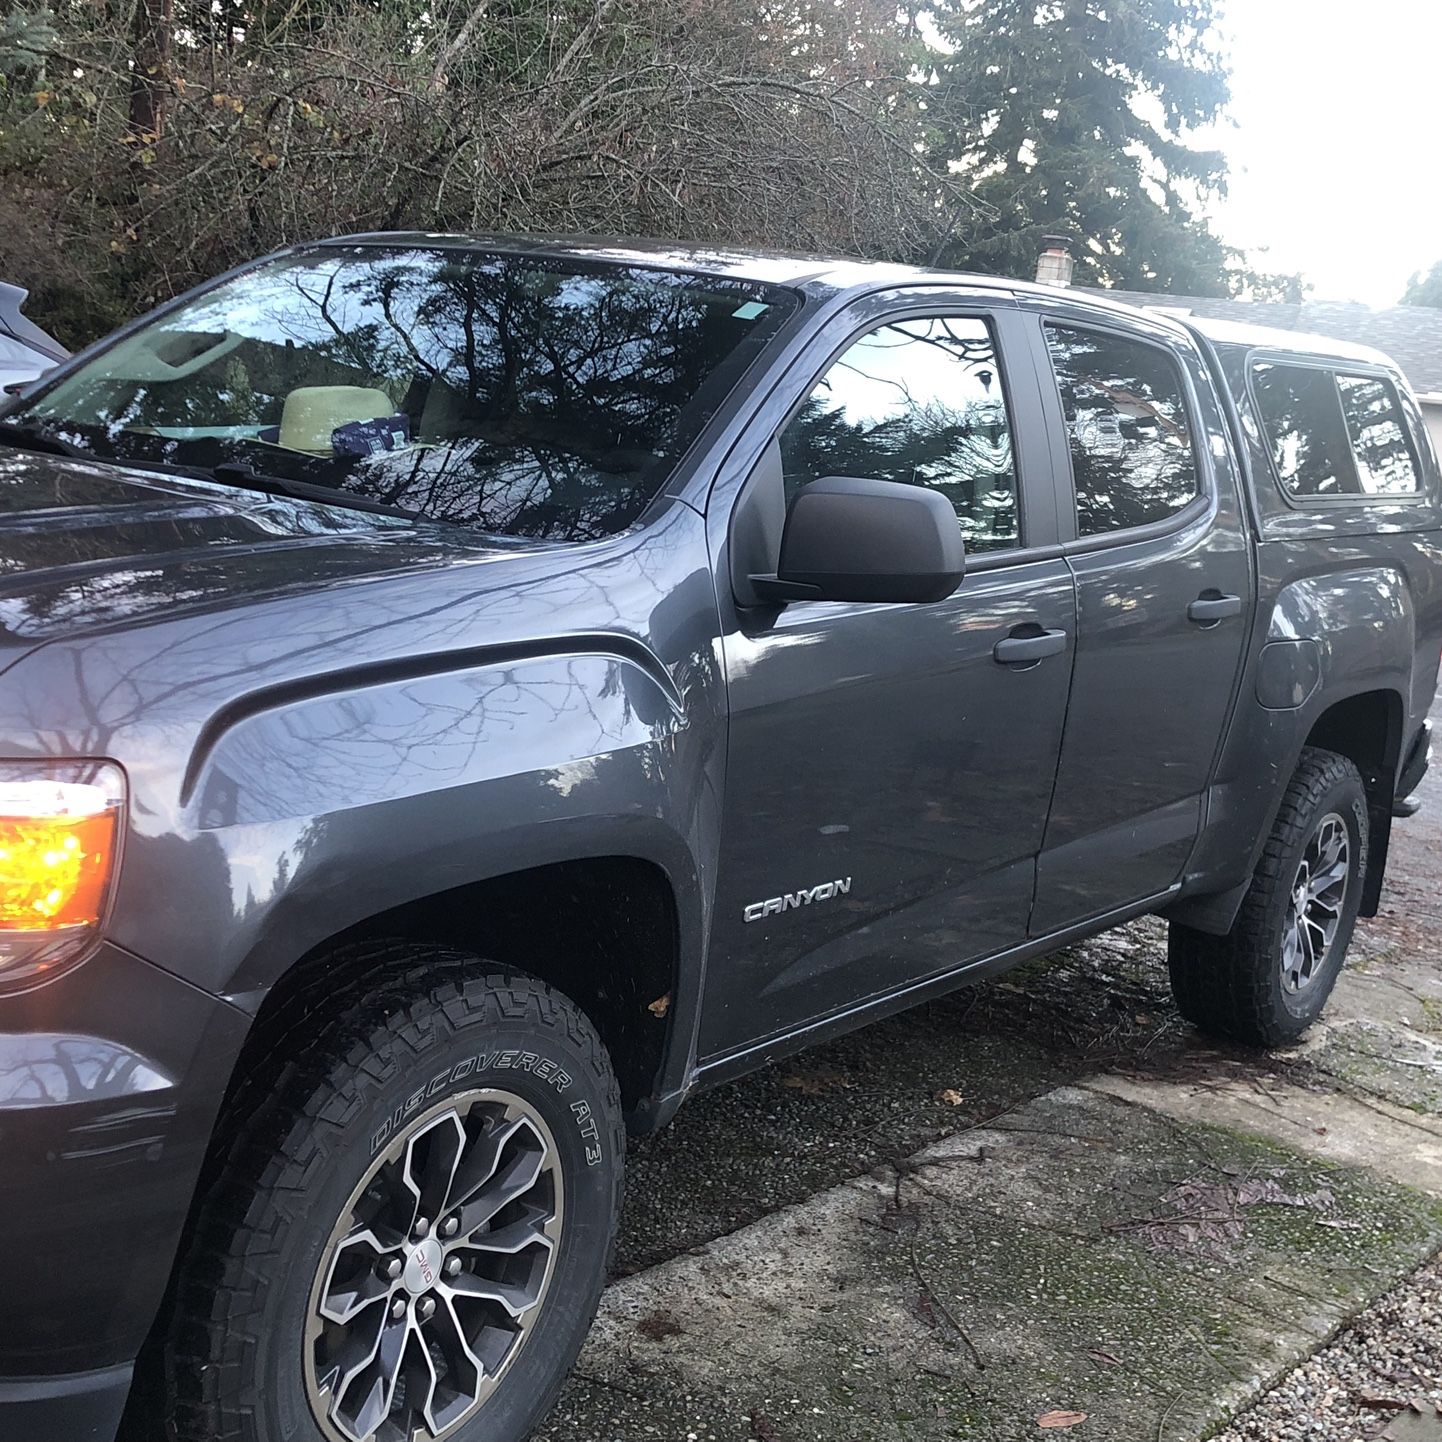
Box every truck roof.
[315,231,1188,332]
[1101,305,1402,374]
[320,232,1412,375]
[317,230,930,293]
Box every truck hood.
[0,447,539,662]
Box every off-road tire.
[162,945,624,1442]
[1168,747,1368,1046]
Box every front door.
[700,298,1076,1062]
[1030,313,1253,933]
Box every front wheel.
[164,950,624,1442]
[1169,747,1368,1046]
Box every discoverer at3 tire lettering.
[160,951,625,1442]
[1168,747,1369,1047]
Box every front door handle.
[993,627,1069,666]
[1187,592,1243,625]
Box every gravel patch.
[1213,1251,1442,1441]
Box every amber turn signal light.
[0,762,125,991]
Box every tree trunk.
[129,0,174,141]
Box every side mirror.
[749,476,966,605]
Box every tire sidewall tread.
[1169,746,1369,1047]
[163,948,624,1442]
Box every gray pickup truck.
[0,236,1436,1442]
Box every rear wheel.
[165,949,624,1442]
[1168,747,1368,1046]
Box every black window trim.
[772,299,1045,573]
[1037,312,1214,554]
[1243,349,1427,510]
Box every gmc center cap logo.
[403,1238,444,1295]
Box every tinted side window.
[780,315,1019,552]
[1337,374,1420,495]
[1251,362,1360,497]
[1045,325,1200,536]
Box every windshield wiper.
[205,461,422,521]
[0,417,87,459]
[0,427,421,521]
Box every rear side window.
[1251,363,1359,496]
[1251,362,1420,499]
[1336,375,1421,495]
[1044,324,1200,537]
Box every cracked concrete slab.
[536,1084,1442,1442]
[1089,1072,1442,1195]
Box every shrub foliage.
[0,0,1273,344]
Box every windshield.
[14,247,797,541]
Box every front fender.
[0,496,726,1021]
[112,647,714,1001]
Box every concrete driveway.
[535,708,1442,1442]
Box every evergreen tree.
[925,0,1237,294]
[1401,262,1442,309]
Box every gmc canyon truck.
[0,236,1436,1442]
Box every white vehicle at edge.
[0,282,68,394]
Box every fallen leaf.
[1086,1349,1122,1367]
[1234,1177,1335,1211]
[647,992,671,1018]
[935,1087,965,1106]
[1357,1391,1412,1412]
[1037,1410,1088,1429]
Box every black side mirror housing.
[750,476,966,605]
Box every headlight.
[0,760,125,991]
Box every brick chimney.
[1036,234,1074,288]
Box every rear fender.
[1170,565,1412,929]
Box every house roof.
[1084,289,1442,399]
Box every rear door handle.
[1187,592,1243,625]
[993,627,1069,666]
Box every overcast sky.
[1201,0,1442,306]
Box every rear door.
[701,292,1077,1062]
[1028,309,1253,934]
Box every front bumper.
[0,1364,132,1442]
[0,942,249,1435]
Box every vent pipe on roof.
[1036,234,1074,288]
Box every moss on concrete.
[539,1084,1442,1442]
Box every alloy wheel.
[303,1089,564,1442]
[1281,812,1350,995]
